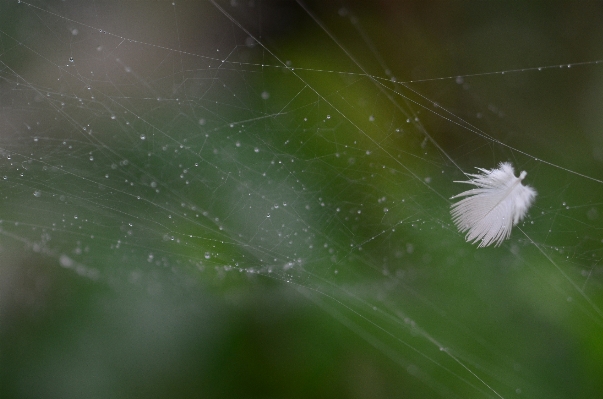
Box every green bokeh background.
[1,1,603,398]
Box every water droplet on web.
[33,190,41,197]
[59,255,74,268]
[261,91,270,99]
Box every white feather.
[450,162,537,247]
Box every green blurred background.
[1,1,603,398]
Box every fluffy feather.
[451,162,537,247]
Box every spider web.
[1,1,603,398]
